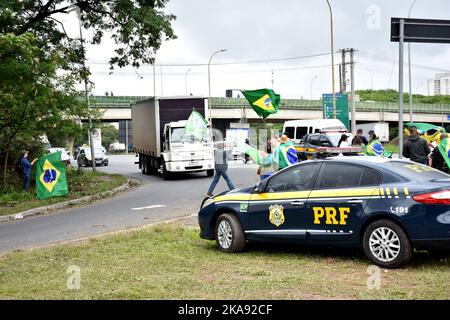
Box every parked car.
[77,147,109,167]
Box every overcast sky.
[62,0,450,98]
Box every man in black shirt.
[403,126,430,165]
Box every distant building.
[428,73,450,96]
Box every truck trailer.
[132,97,214,179]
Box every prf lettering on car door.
[313,207,350,225]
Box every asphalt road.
[0,155,259,253]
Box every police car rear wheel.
[363,219,412,269]
[215,214,245,253]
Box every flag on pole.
[236,141,266,165]
[35,151,68,199]
[242,89,280,119]
[185,110,209,140]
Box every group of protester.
[403,125,448,172]
[206,133,298,196]
[206,125,449,196]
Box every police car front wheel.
[215,213,245,253]
[363,219,413,269]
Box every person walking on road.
[403,126,430,165]
[244,137,250,164]
[20,150,38,192]
[207,142,235,196]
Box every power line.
[359,50,450,73]
[85,51,337,67]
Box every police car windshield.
[388,161,450,182]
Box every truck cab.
[161,120,214,175]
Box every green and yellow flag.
[185,110,209,140]
[242,89,280,119]
[35,151,68,199]
[437,135,450,169]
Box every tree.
[0,33,89,187]
[1,0,177,70]
[100,124,119,148]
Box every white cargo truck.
[132,97,214,180]
[355,122,390,142]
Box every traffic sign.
[322,93,350,129]
[391,18,450,43]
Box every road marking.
[131,205,166,211]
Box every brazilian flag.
[35,151,68,199]
[365,139,384,157]
[242,89,280,119]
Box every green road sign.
[322,93,350,129]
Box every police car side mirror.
[254,181,265,194]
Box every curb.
[0,178,141,223]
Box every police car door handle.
[347,199,363,203]
[290,201,305,206]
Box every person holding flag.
[273,133,298,171]
[20,150,38,192]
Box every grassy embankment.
[0,224,448,299]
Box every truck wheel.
[207,169,214,177]
[362,219,413,269]
[162,159,170,180]
[141,157,147,174]
[148,158,157,175]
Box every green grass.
[0,169,127,216]
[0,224,448,299]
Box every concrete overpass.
[86,95,450,145]
[89,95,450,125]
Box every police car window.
[266,164,319,193]
[388,161,449,182]
[284,127,295,139]
[308,135,321,146]
[319,135,332,147]
[295,127,308,140]
[319,164,364,188]
[361,169,381,186]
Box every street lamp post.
[70,6,96,171]
[208,49,227,127]
[185,68,191,96]
[408,0,418,123]
[326,0,336,118]
[310,75,318,100]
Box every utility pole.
[340,49,347,93]
[326,0,337,118]
[349,48,356,133]
[398,19,405,158]
[76,8,96,172]
[153,63,156,97]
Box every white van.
[283,119,348,146]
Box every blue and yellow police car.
[198,157,450,268]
